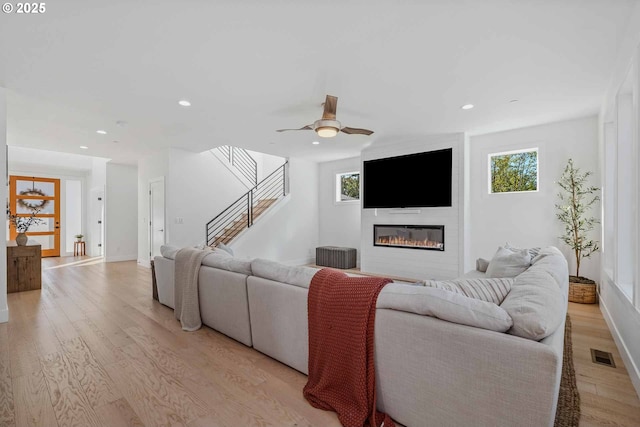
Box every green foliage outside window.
[490,150,538,193]
[340,173,360,201]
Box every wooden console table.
[7,240,42,293]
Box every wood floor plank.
[109,343,209,426]
[103,360,188,427]
[61,337,121,407]
[94,398,145,427]
[12,370,58,427]
[40,352,102,427]
[0,351,15,427]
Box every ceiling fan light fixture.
[316,126,339,138]
[314,119,341,138]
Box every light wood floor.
[0,258,638,427]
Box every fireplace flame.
[376,235,444,249]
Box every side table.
[74,241,86,256]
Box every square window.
[488,148,538,194]
[336,172,360,202]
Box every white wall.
[469,116,600,281]
[166,148,249,248]
[360,134,467,280]
[232,158,319,265]
[598,2,640,397]
[0,89,7,323]
[105,163,138,262]
[318,156,361,263]
[87,157,107,256]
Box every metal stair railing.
[216,145,258,186]
[206,161,289,247]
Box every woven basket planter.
[568,280,597,304]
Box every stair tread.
[210,196,281,244]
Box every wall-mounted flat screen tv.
[363,148,452,208]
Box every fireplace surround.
[373,224,444,251]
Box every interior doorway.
[9,176,61,257]
[149,178,165,259]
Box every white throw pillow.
[501,252,568,340]
[216,242,234,256]
[423,277,513,305]
[377,283,513,332]
[505,243,541,262]
[475,258,490,272]
[486,246,531,278]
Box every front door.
[9,176,61,257]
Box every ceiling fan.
[276,95,374,138]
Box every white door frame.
[149,177,166,261]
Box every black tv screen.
[363,148,452,208]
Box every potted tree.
[8,209,44,246]
[555,158,600,303]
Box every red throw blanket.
[303,268,395,427]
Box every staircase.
[206,162,288,247]
[215,145,258,187]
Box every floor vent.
[591,349,616,368]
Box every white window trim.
[335,170,360,204]
[487,147,539,195]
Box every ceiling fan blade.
[321,95,338,120]
[341,126,374,135]
[275,125,313,132]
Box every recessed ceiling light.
[461,104,474,110]
[178,100,191,107]
[96,130,107,135]
[312,141,320,145]
[80,146,89,149]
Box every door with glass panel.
[9,176,61,257]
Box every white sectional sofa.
[153,246,569,427]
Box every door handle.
[158,229,164,232]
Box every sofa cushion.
[160,245,180,260]
[377,283,513,332]
[251,258,319,288]
[486,246,531,278]
[201,251,252,275]
[500,247,568,340]
[423,277,513,305]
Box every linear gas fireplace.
[374,224,444,251]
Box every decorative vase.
[15,233,28,246]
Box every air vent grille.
[591,348,616,368]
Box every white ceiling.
[1,0,637,164]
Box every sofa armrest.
[374,309,562,427]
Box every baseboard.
[137,259,151,268]
[282,256,315,266]
[600,298,640,398]
[0,307,8,323]
[105,254,137,263]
